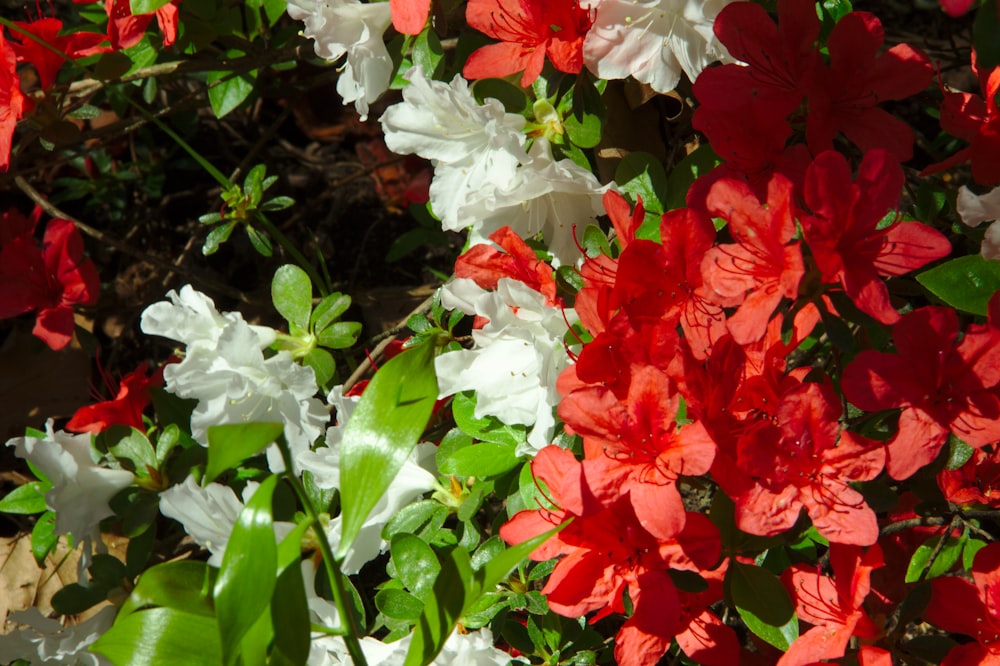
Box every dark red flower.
[462,0,592,86]
[937,446,1000,508]
[801,149,951,324]
[0,212,100,350]
[10,17,110,90]
[104,0,180,50]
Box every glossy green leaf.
[119,560,217,619]
[0,482,49,514]
[917,255,1000,315]
[615,151,668,215]
[376,588,425,621]
[130,0,170,14]
[317,321,362,350]
[270,556,310,666]
[204,422,284,484]
[31,511,58,564]
[207,72,255,119]
[303,348,336,388]
[564,110,602,149]
[311,293,352,333]
[451,392,526,448]
[905,533,966,583]
[413,27,444,78]
[440,442,520,479]
[337,341,438,560]
[404,546,473,666]
[98,426,157,478]
[272,264,313,335]
[392,534,442,601]
[93,608,222,666]
[475,523,567,603]
[728,561,796,645]
[739,605,799,652]
[214,474,279,666]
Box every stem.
[255,212,331,296]
[277,440,368,666]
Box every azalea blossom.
[458,139,608,266]
[0,606,116,666]
[436,277,577,455]
[285,0,394,120]
[380,68,528,230]
[9,16,110,90]
[157,475,252,566]
[583,0,737,94]
[957,184,1000,261]
[309,625,518,665]
[65,362,162,434]
[1,29,27,172]
[6,420,134,546]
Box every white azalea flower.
[285,0,394,120]
[583,0,737,93]
[461,139,610,267]
[158,476,247,566]
[6,422,133,545]
[307,627,520,666]
[957,184,1000,261]
[380,68,528,229]
[435,279,577,455]
[139,284,275,351]
[0,606,115,666]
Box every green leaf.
[317,321,362,350]
[98,426,157,479]
[337,341,438,560]
[946,433,976,470]
[474,523,567,602]
[615,152,668,215]
[303,348,336,388]
[392,534,443,601]
[207,72,256,119]
[260,196,295,212]
[376,588,425,621]
[92,608,222,666]
[412,27,444,78]
[727,560,797,651]
[472,79,529,114]
[440,442,520,479]
[0,482,49,515]
[974,0,1000,72]
[270,554,311,666]
[311,293,352,333]
[130,0,170,13]
[204,422,284,484]
[451,392,527,448]
[404,546,474,666]
[272,264,313,334]
[202,221,236,256]
[246,225,274,257]
[564,110,602,149]
[31,512,58,564]
[917,255,1000,316]
[119,560,218,619]
[214,474,279,666]
[905,533,967,583]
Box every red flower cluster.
[0,207,100,350]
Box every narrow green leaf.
[272,264,313,334]
[337,341,438,560]
[214,475,279,666]
[412,27,444,78]
[0,482,49,514]
[119,560,217,619]
[203,222,236,256]
[917,255,1000,316]
[92,608,222,666]
[246,225,274,257]
[204,422,284,484]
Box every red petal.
[390,0,430,35]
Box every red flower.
[0,211,100,350]
[922,52,1000,186]
[842,295,1000,480]
[734,381,885,546]
[1,29,27,173]
[806,12,931,161]
[779,544,885,666]
[675,562,741,666]
[462,0,592,86]
[801,150,951,324]
[940,0,977,16]
[104,0,180,50]
[66,362,164,433]
[937,446,1000,508]
[390,0,431,35]
[10,17,110,90]
[500,447,722,666]
[455,226,558,306]
[701,174,805,346]
[925,542,1000,665]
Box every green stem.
[277,440,368,666]
[256,212,331,295]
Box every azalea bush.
[3,0,1000,665]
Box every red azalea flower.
[734,381,885,545]
[806,12,931,161]
[701,174,805,346]
[0,213,100,350]
[925,542,1000,665]
[462,0,592,87]
[455,226,558,306]
[801,149,951,324]
[922,51,1000,186]
[675,562,741,666]
[390,0,431,35]
[940,0,977,16]
[66,362,164,433]
[842,294,1000,480]
[779,544,885,666]
[10,17,110,90]
[937,446,1000,508]
[499,446,721,666]
[104,0,180,49]
[1,29,28,173]
[603,190,642,251]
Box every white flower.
[380,68,528,229]
[141,287,328,468]
[435,279,577,455]
[460,139,610,267]
[6,422,133,545]
[285,0,394,120]
[307,627,520,666]
[158,476,247,566]
[957,184,1000,261]
[0,606,115,666]
[583,0,737,94]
